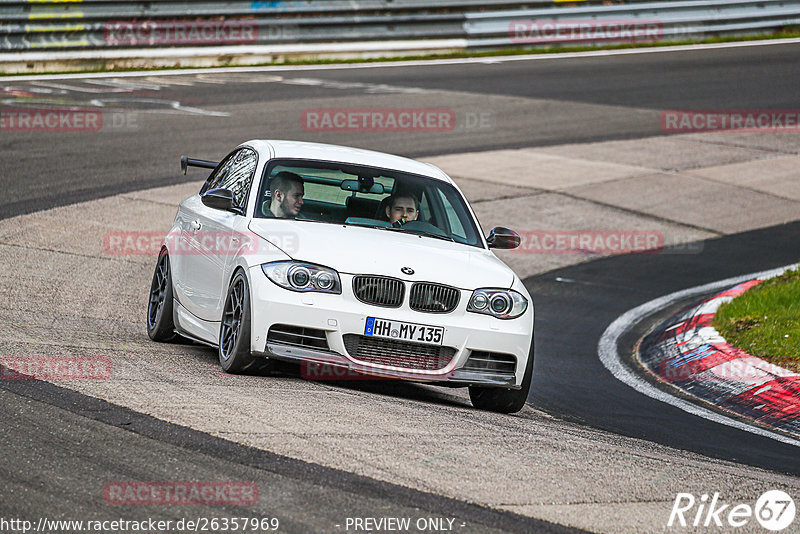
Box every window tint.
[201,154,235,194]
[218,149,258,210]
[200,148,258,211]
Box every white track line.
[597,263,800,448]
[2,37,800,82]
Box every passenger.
[266,171,304,219]
[384,194,419,226]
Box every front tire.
[218,270,272,374]
[469,340,534,414]
[147,250,176,342]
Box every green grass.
[713,267,800,372]
[4,30,800,76]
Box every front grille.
[267,324,329,350]
[343,334,456,371]
[409,282,460,313]
[352,275,404,307]
[462,351,516,376]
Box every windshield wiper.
[343,221,390,230]
[384,226,454,242]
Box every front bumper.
[249,266,533,388]
[255,342,520,388]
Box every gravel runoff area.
[1,131,799,533]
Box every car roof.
[240,140,453,184]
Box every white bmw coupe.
[147,140,534,413]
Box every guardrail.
[467,0,800,47]
[1,0,798,70]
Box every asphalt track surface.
[3,41,800,220]
[2,41,800,530]
[530,222,800,475]
[0,383,573,534]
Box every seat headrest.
[347,196,379,218]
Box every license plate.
[364,317,444,345]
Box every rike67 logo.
[668,490,795,531]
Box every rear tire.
[219,270,272,374]
[469,339,534,414]
[147,250,176,342]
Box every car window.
[418,189,434,226]
[199,148,258,212]
[218,148,258,210]
[437,188,467,240]
[255,158,483,247]
[200,156,233,195]
[200,153,235,195]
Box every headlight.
[467,289,527,319]
[262,261,341,294]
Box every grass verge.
[713,267,800,371]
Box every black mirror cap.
[201,188,236,212]
[486,227,521,249]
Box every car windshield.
[254,158,484,247]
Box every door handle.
[190,220,202,232]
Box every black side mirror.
[201,188,238,213]
[486,227,521,249]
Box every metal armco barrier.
[0,0,798,67]
[467,0,800,47]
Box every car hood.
[248,219,515,289]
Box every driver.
[266,171,304,219]
[385,194,419,226]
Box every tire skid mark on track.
[0,371,580,534]
[640,278,800,437]
[598,264,800,448]
[1,72,430,119]
[2,181,799,533]
[3,46,800,528]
